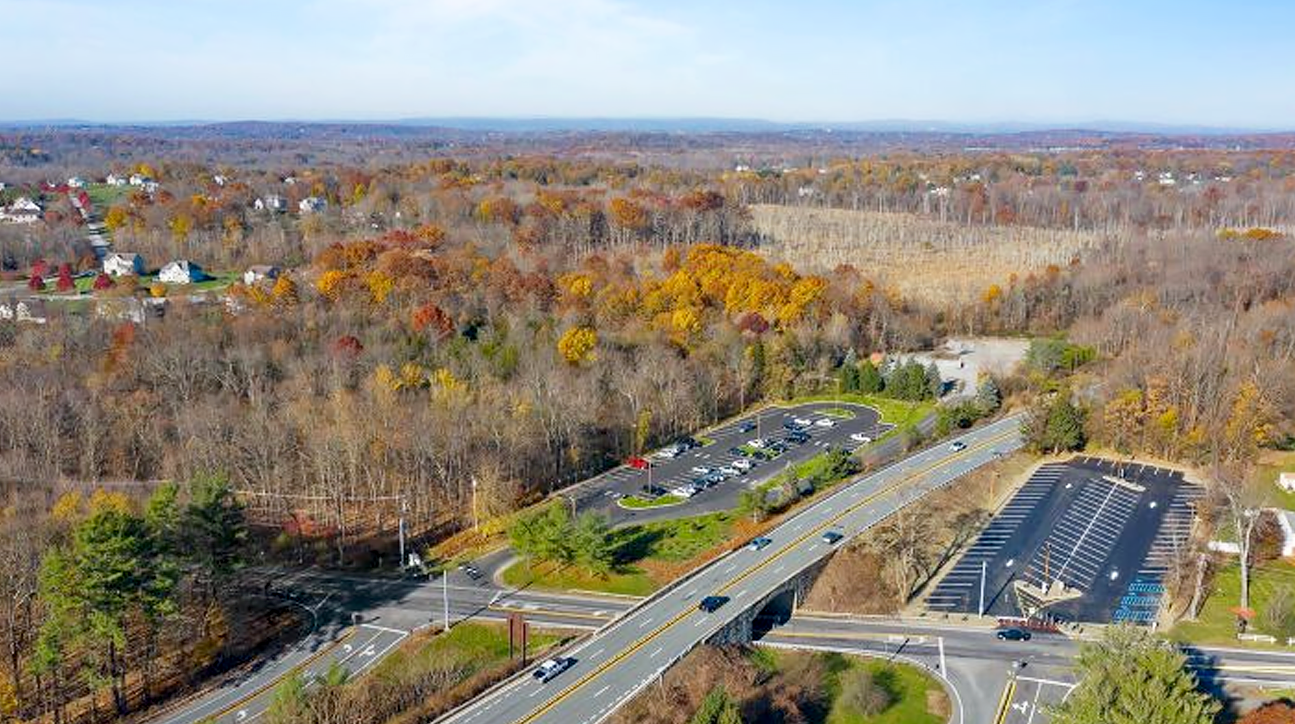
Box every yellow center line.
[512,426,1019,724]
[992,678,1018,724]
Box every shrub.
[839,667,893,717]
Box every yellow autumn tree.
[315,270,348,301]
[557,326,598,365]
[271,275,299,306]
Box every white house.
[213,174,228,187]
[142,180,160,194]
[1279,472,1295,493]
[0,197,42,224]
[243,265,280,285]
[103,252,145,277]
[254,195,287,213]
[0,298,48,324]
[67,176,86,188]
[298,196,326,214]
[129,173,147,186]
[105,173,127,187]
[158,260,204,284]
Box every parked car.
[732,458,753,471]
[719,465,741,476]
[655,444,685,459]
[821,530,844,545]
[627,456,650,470]
[691,465,713,475]
[748,438,768,448]
[787,431,809,444]
[730,446,750,457]
[814,418,835,428]
[949,441,967,452]
[996,627,1031,641]
[704,473,724,486]
[458,563,483,580]
[678,437,701,449]
[739,420,757,433]
[747,537,773,551]
[642,484,668,497]
[698,595,730,613]
[850,432,872,443]
[532,657,576,682]
[793,417,813,427]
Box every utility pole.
[471,477,479,532]
[443,570,450,631]
[979,560,987,617]
[398,496,407,569]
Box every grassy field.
[759,648,947,724]
[35,270,240,296]
[503,511,742,596]
[1254,451,1295,509]
[84,183,130,210]
[790,393,934,434]
[1171,560,1295,646]
[372,622,564,680]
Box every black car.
[996,627,1032,641]
[458,563,483,580]
[786,431,809,444]
[782,421,802,431]
[678,436,701,449]
[642,484,668,497]
[739,420,757,433]
[821,530,844,545]
[730,446,751,457]
[698,595,730,613]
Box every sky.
[2,0,1293,128]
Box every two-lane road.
[437,415,1026,724]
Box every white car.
[672,486,697,498]
[949,441,967,452]
[532,657,575,683]
[850,432,872,443]
[793,417,813,427]
[814,418,836,428]
[748,438,767,448]
[732,458,753,471]
[719,465,740,476]
[690,465,712,475]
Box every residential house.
[253,194,287,213]
[0,197,42,224]
[67,176,86,188]
[1279,472,1295,493]
[158,259,205,284]
[105,173,127,186]
[129,173,147,186]
[243,265,280,285]
[0,298,48,324]
[213,174,228,187]
[103,252,146,277]
[299,196,327,214]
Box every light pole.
[398,496,407,569]
[443,569,451,631]
[471,476,479,532]
[978,560,987,618]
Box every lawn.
[758,648,946,724]
[821,407,858,419]
[619,494,684,510]
[84,183,130,210]
[1171,560,1295,647]
[502,511,741,596]
[34,271,240,296]
[372,622,564,680]
[1254,451,1295,510]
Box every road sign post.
[443,571,451,631]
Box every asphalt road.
[436,415,1026,724]
[570,402,892,525]
[763,616,1295,724]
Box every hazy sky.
[3,0,1293,127]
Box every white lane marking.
[639,617,654,628]
[649,647,663,658]
[594,685,609,697]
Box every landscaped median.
[786,393,936,440]
[618,493,685,510]
[265,622,571,724]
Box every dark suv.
[698,595,730,613]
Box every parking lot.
[926,457,1200,624]
[567,402,892,524]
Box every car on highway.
[532,657,576,683]
[698,595,730,613]
[458,563,483,580]
[814,418,835,428]
[996,627,1032,641]
[738,420,757,433]
[747,537,773,551]
[626,456,650,470]
[949,441,967,452]
[821,530,844,545]
[850,432,872,443]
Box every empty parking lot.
[926,457,1201,624]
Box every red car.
[627,456,650,470]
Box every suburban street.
[435,415,1026,724]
